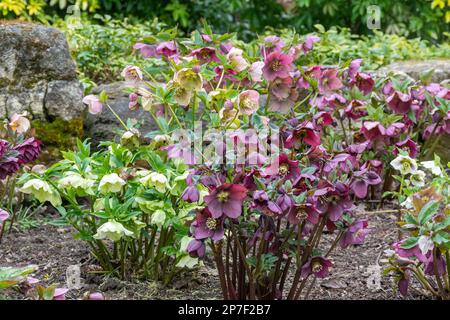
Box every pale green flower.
[390,155,418,175]
[410,170,426,187]
[140,172,168,193]
[134,198,164,213]
[94,220,134,242]
[151,209,166,228]
[20,179,62,207]
[174,68,203,91]
[176,255,199,268]
[98,173,126,194]
[58,172,96,195]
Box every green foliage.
[0,265,37,289]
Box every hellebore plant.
[384,158,450,299]
[19,139,200,284]
[0,112,41,243]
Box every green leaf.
[418,200,439,225]
[400,236,419,249]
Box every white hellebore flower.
[58,172,95,194]
[98,173,126,194]
[390,155,418,175]
[421,161,442,176]
[151,209,166,228]
[410,170,426,187]
[20,179,62,207]
[140,172,168,193]
[94,220,134,242]
[400,196,414,209]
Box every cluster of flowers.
[79,26,449,298]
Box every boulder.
[85,82,159,146]
[0,23,85,158]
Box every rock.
[85,82,159,146]
[378,60,450,162]
[377,60,450,83]
[0,23,85,155]
[320,279,348,289]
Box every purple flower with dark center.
[288,202,319,225]
[313,182,354,222]
[285,121,321,148]
[394,138,418,158]
[189,47,220,64]
[393,241,429,263]
[156,41,178,58]
[385,122,406,137]
[387,91,413,114]
[263,153,300,180]
[361,121,386,140]
[344,100,367,119]
[133,43,157,58]
[313,94,346,111]
[251,190,282,216]
[312,111,333,130]
[187,239,206,258]
[350,72,374,95]
[13,137,42,164]
[347,141,370,155]
[0,157,20,179]
[204,183,248,219]
[351,169,381,198]
[0,139,9,158]
[271,77,293,100]
[181,185,200,203]
[318,69,343,94]
[262,50,294,81]
[323,153,357,175]
[340,220,369,248]
[192,208,224,241]
[301,256,332,279]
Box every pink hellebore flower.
[262,36,286,54]
[269,88,298,113]
[156,41,177,57]
[271,77,293,100]
[361,121,386,140]
[121,65,143,82]
[0,209,9,222]
[9,112,31,134]
[340,219,370,248]
[394,138,418,158]
[344,99,367,119]
[249,61,265,82]
[128,93,139,110]
[350,72,374,95]
[237,90,260,115]
[263,153,300,180]
[318,69,343,94]
[285,121,321,148]
[300,35,320,55]
[0,139,9,158]
[204,183,248,219]
[189,47,220,64]
[82,95,103,115]
[192,208,224,242]
[187,239,206,258]
[301,256,332,279]
[53,288,69,300]
[386,91,413,114]
[88,292,105,300]
[348,59,362,80]
[351,169,381,198]
[262,50,294,81]
[227,47,249,72]
[133,42,157,58]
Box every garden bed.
[0,207,428,300]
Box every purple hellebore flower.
[301,35,320,54]
[312,111,333,130]
[288,202,319,225]
[0,157,20,179]
[263,153,300,180]
[251,190,283,216]
[285,121,321,148]
[348,59,362,80]
[181,185,200,203]
[269,87,298,113]
[318,69,343,94]
[189,47,220,64]
[187,239,206,258]
[128,93,139,110]
[192,208,224,242]
[204,183,248,219]
[156,41,177,58]
[271,77,293,100]
[351,169,381,199]
[398,269,410,297]
[0,139,9,158]
[361,121,386,140]
[133,42,157,58]
[344,99,367,119]
[424,252,447,276]
[340,219,369,248]
[313,182,354,222]
[393,241,429,263]
[386,91,413,114]
[262,50,294,81]
[88,292,105,300]
[0,209,9,222]
[350,72,374,95]
[13,137,42,164]
[82,95,103,115]
[301,256,332,279]
[276,193,295,214]
[385,122,406,137]
[347,141,370,155]
[323,153,357,175]
[262,36,286,54]
[394,138,418,158]
[53,288,69,300]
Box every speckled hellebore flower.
[187,239,206,258]
[237,90,260,115]
[83,95,103,115]
[174,68,203,92]
[340,220,369,248]
[288,202,319,225]
[204,183,248,219]
[262,50,294,81]
[390,155,418,175]
[189,47,219,64]
[9,112,30,134]
[301,256,332,279]
[351,169,381,198]
[121,65,143,82]
[192,208,224,241]
[98,173,126,194]
[263,153,300,180]
[20,178,62,207]
[386,91,413,114]
[94,220,134,242]
[13,137,42,164]
[226,47,249,72]
[318,69,343,94]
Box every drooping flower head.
[262,153,300,180]
[251,190,282,216]
[94,220,134,242]
[227,47,249,72]
[340,220,369,248]
[174,68,203,92]
[187,239,206,258]
[390,155,418,175]
[121,65,143,82]
[156,41,178,58]
[0,139,10,158]
[386,91,413,114]
[318,69,343,94]
[0,157,20,179]
[82,95,103,115]
[248,61,265,82]
[204,183,248,219]
[13,137,42,164]
[9,112,30,134]
[133,42,157,58]
[351,169,381,199]
[237,90,260,115]
[301,256,332,279]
